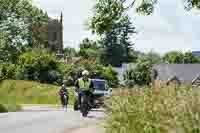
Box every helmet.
[82,70,89,76]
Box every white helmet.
[82,70,89,76]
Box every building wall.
[47,19,63,53]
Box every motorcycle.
[80,90,91,117]
[62,92,68,110]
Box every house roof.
[153,64,200,83]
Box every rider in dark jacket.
[59,84,68,108]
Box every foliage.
[90,0,199,36]
[145,51,163,64]
[163,51,184,64]
[17,50,63,85]
[89,0,124,35]
[0,80,75,105]
[105,86,200,133]
[0,64,17,80]
[63,47,77,57]
[63,59,118,87]
[79,38,100,60]
[163,51,199,64]
[0,0,48,63]
[99,16,136,67]
[0,104,8,113]
[124,56,152,86]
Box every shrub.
[0,103,8,113]
[124,57,152,87]
[105,86,200,133]
[63,59,118,87]
[17,49,63,85]
[0,64,17,80]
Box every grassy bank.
[0,80,75,112]
[105,86,200,133]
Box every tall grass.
[105,86,200,133]
[0,80,75,106]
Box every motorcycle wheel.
[81,96,89,117]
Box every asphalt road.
[0,106,105,133]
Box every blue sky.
[33,0,200,54]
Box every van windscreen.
[93,80,106,90]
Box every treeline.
[0,0,118,87]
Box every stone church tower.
[47,13,63,53]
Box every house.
[152,64,200,88]
[192,51,200,57]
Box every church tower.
[47,12,64,54]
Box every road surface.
[0,106,105,133]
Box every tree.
[119,16,137,62]
[90,0,200,35]
[0,0,48,58]
[163,51,184,64]
[79,38,100,60]
[100,23,125,67]
[124,56,152,86]
[99,16,136,67]
[17,49,63,84]
[145,51,163,64]
[63,47,77,57]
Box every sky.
[33,0,200,54]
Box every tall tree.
[90,0,200,35]
[0,0,48,63]
[119,16,136,62]
[163,51,184,64]
[63,47,77,57]
[79,38,100,60]
[100,16,136,67]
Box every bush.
[0,64,17,80]
[63,59,119,87]
[124,57,152,87]
[105,86,200,133]
[0,104,8,113]
[17,49,63,85]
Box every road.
[0,106,105,133]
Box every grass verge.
[105,86,200,133]
[0,80,75,112]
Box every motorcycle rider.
[75,70,94,109]
[59,84,68,109]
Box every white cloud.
[132,0,200,53]
[33,0,200,53]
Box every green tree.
[100,23,125,67]
[17,49,63,84]
[0,0,49,61]
[119,16,137,62]
[63,47,77,57]
[145,51,163,64]
[124,56,152,86]
[99,16,136,67]
[163,51,184,64]
[79,38,100,60]
[90,0,200,35]
[183,52,200,63]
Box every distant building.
[32,13,63,54]
[192,51,200,57]
[152,64,200,88]
[47,13,63,54]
